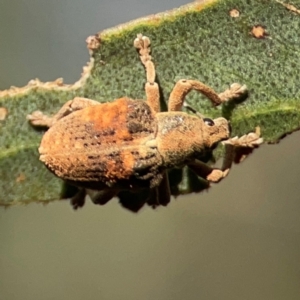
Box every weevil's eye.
[203,118,215,126]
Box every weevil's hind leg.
[134,34,160,113]
[27,97,100,127]
[86,189,117,206]
[168,80,248,112]
[70,188,87,210]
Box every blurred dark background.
[0,1,300,299]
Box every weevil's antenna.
[183,102,205,119]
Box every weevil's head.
[201,117,231,149]
[155,112,230,168]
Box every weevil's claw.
[134,34,151,50]
[27,111,53,127]
[207,168,230,183]
[223,127,263,148]
[134,34,152,65]
[218,83,248,102]
[134,34,155,83]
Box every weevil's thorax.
[155,112,230,167]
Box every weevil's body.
[39,97,229,191]
[28,34,261,209]
[39,98,159,190]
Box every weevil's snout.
[205,117,230,147]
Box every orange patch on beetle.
[105,160,123,180]
[120,150,136,174]
[83,98,132,142]
[83,98,128,130]
[104,150,135,181]
[79,97,155,146]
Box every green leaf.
[1,0,300,206]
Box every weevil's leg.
[188,128,263,182]
[218,83,248,103]
[222,127,263,149]
[168,80,247,111]
[188,145,236,183]
[134,34,160,113]
[144,82,160,114]
[157,171,171,206]
[188,160,229,183]
[70,188,87,210]
[86,189,117,205]
[27,97,100,127]
[222,127,263,163]
[26,111,54,128]
[147,188,160,208]
[215,128,263,179]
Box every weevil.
[27,34,262,209]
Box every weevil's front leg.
[222,127,263,149]
[134,34,160,113]
[27,97,100,127]
[188,160,229,183]
[168,80,247,111]
[188,128,263,183]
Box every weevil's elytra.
[38,97,160,187]
[27,34,263,209]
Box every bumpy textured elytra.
[27,34,262,209]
